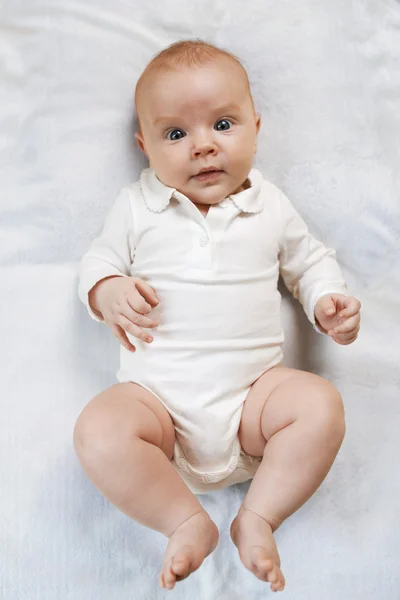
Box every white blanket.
[1,1,399,598]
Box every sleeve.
[77,187,135,322]
[278,191,348,329]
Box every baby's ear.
[135,131,147,156]
[253,113,261,153]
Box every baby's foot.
[230,507,285,592]
[159,510,219,590]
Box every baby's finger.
[133,278,159,307]
[111,324,136,352]
[118,316,154,344]
[127,287,157,315]
[127,295,152,315]
[332,329,359,345]
[124,302,159,328]
[338,297,361,319]
[330,314,360,335]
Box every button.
[204,474,216,483]
[176,458,187,469]
[199,235,209,247]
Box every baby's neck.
[237,177,251,193]
[195,204,210,217]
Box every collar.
[140,167,264,214]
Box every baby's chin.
[180,179,235,206]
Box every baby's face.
[135,58,261,209]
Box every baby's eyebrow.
[212,103,241,114]
[152,103,242,126]
[153,115,179,126]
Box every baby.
[74,40,361,593]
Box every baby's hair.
[142,38,242,69]
[135,39,253,126]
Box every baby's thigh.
[73,382,175,460]
[239,366,343,457]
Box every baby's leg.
[73,383,218,589]
[230,366,345,592]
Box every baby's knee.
[73,394,128,462]
[73,385,174,464]
[73,400,107,462]
[312,378,346,441]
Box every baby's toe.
[160,550,193,589]
[158,572,165,588]
[251,547,274,574]
[171,554,192,580]
[160,561,178,590]
[270,568,285,592]
[251,547,284,590]
[159,569,173,590]
[267,563,281,581]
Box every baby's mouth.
[193,169,224,182]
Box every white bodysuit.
[78,167,347,494]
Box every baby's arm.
[78,187,159,351]
[277,191,361,342]
[78,187,134,319]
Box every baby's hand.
[89,276,159,352]
[314,294,361,345]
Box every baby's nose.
[191,138,218,158]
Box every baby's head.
[135,40,261,209]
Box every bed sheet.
[1,1,400,598]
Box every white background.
[1,0,399,598]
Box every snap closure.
[176,458,187,469]
[199,235,209,247]
[204,474,216,483]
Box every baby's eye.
[215,119,232,131]
[166,129,186,141]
